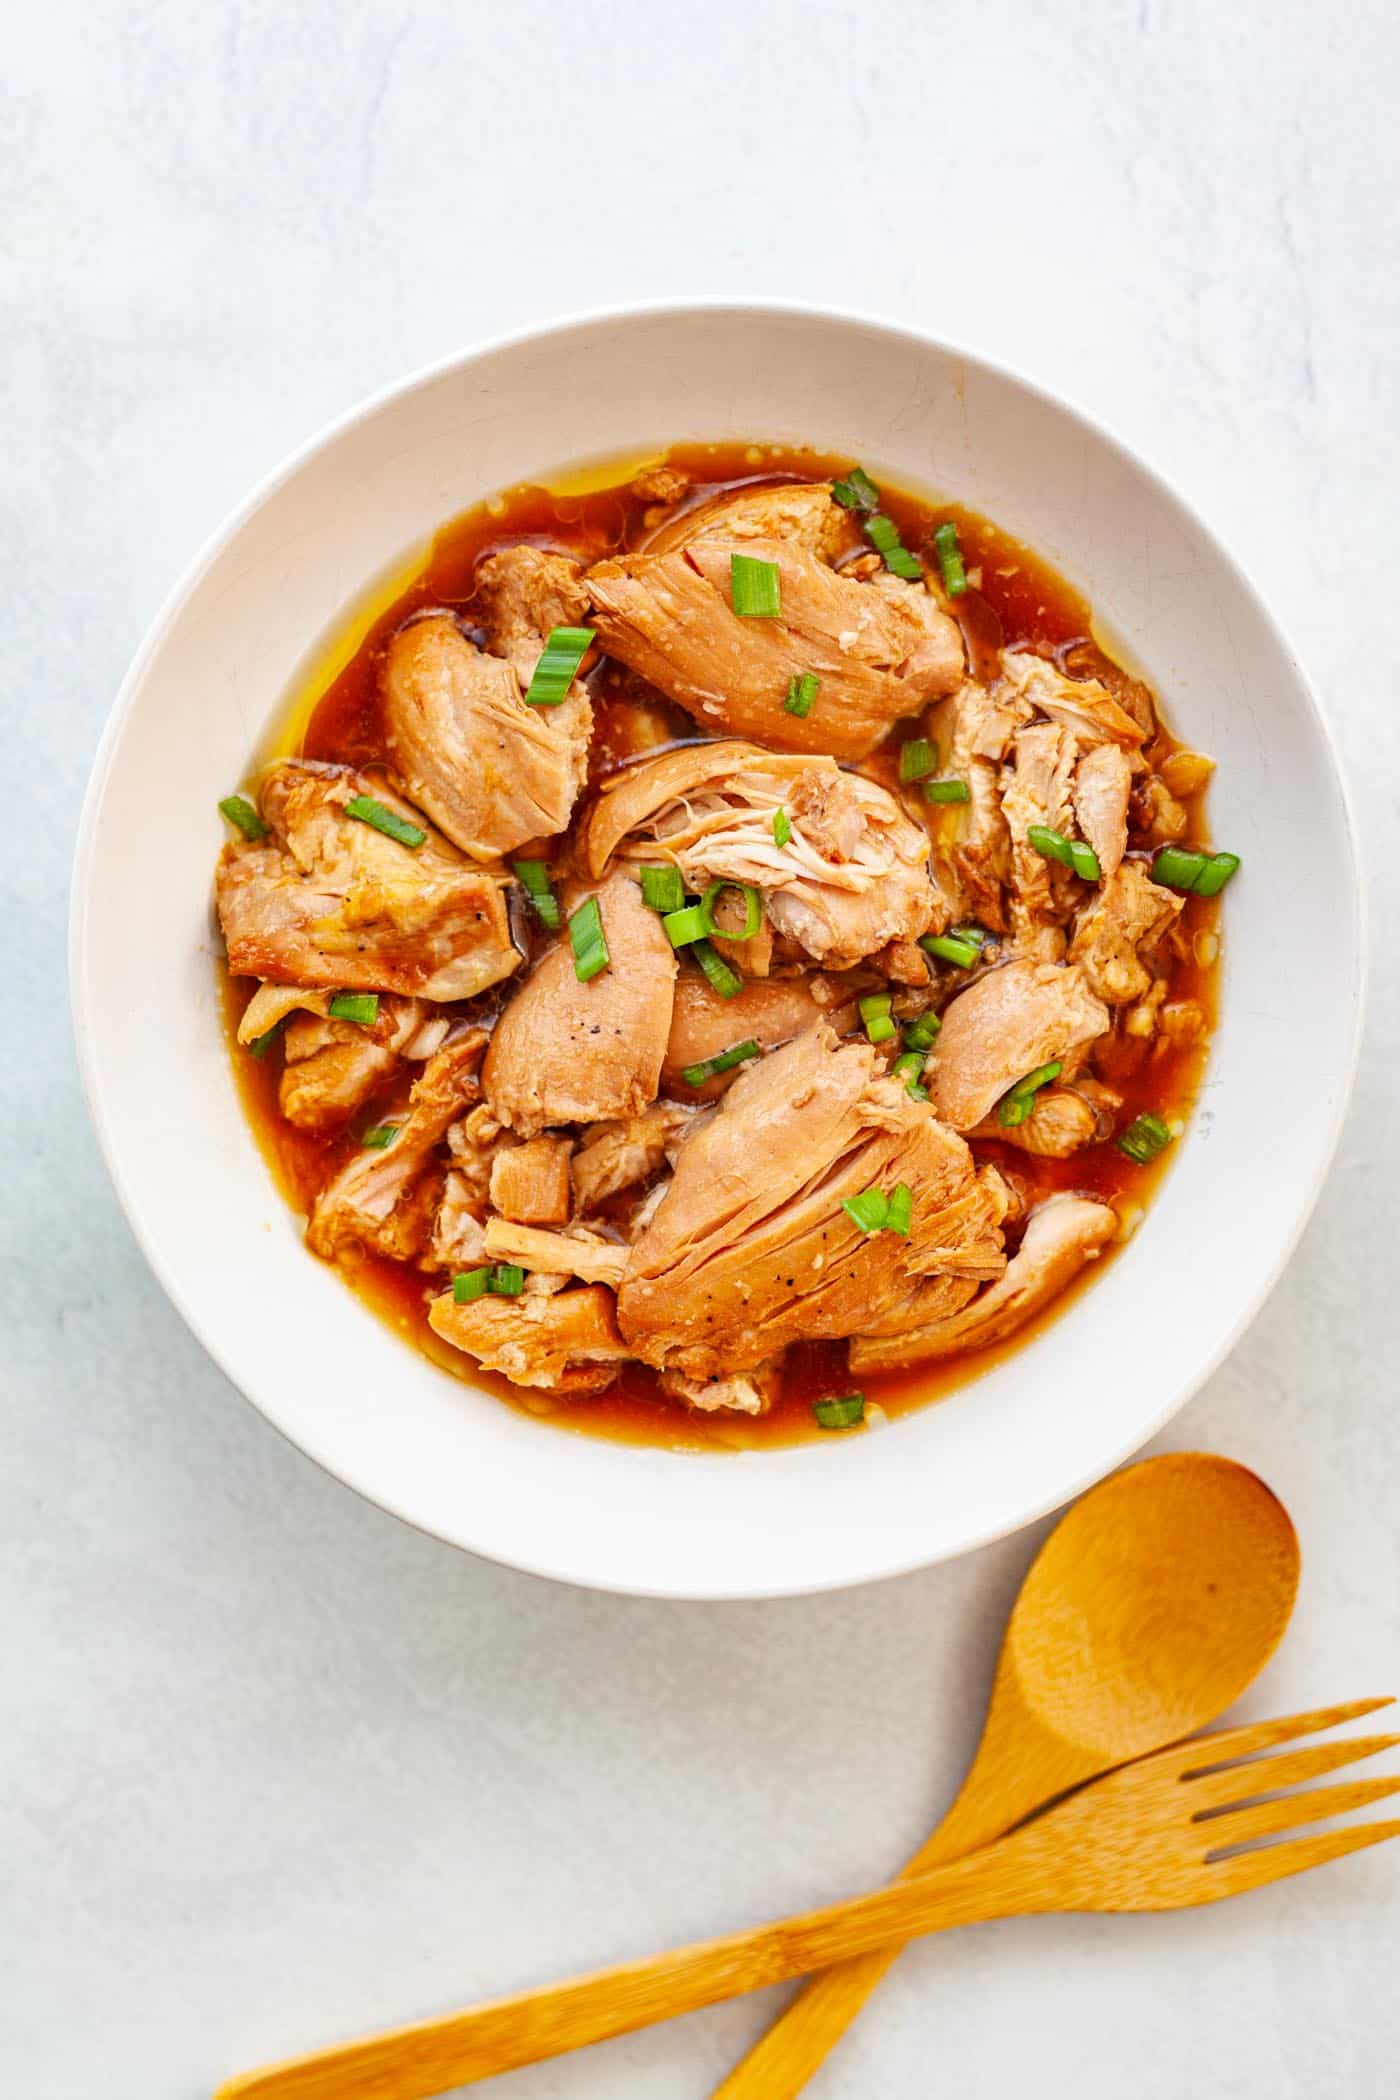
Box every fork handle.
[215,1847,1028,2100]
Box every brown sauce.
[222,442,1219,1453]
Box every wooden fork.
[216,1700,1398,2100]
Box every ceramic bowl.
[71,303,1363,1598]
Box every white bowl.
[71,303,1363,1600]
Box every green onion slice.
[865,1015,897,1044]
[892,1049,928,1098]
[813,1392,866,1431]
[884,545,924,580]
[933,521,968,597]
[523,625,594,706]
[1026,824,1099,880]
[903,1011,941,1053]
[1069,840,1102,883]
[730,554,782,618]
[218,793,266,842]
[662,903,708,948]
[784,673,820,718]
[488,1263,526,1297]
[831,467,881,512]
[997,1060,1063,1128]
[863,514,900,553]
[452,1267,491,1304]
[692,939,743,999]
[640,863,686,915]
[681,1038,760,1088]
[842,1187,890,1234]
[899,738,939,783]
[512,859,561,930]
[345,795,426,849]
[328,992,379,1025]
[886,1182,913,1237]
[858,993,893,1024]
[922,932,980,969]
[568,895,610,982]
[773,807,792,848]
[1153,846,1240,897]
[361,1124,399,1150]
[700,880,762,942]
[1118,1112,1175,1165]
[924,777,971,805]
[247,1021,284,1059]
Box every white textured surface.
[4,3,1398,2095]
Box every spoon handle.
[213,1851,1019,2100]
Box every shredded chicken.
[1073,743,1133,879]
[660,1361,783,1416]
[1070,861,1184,1005]
[216,760,518,1002]
[927,960,1111,1131]
[277,994,444,1131]
[585,743,937,970]
[998,649,1147,750]
[663,973,828,1098]
[570,1104,695,1211]
[488,1135,574,1225]
[481,1218,629,1288]
[427,1283,629,1393]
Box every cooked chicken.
[475,545,593,686]
[275,994,447,1131]
[850,1194,1116,1370]
[649,480,852,561]
[426,1171,490,1272]
[1073,743,1133,878]
[585,744,937,970]
[924,680,1025,932]
[926,960,1111,1131]
[306,1033,486,1262]
[970,1084,1101,1157]
[570,1103,696,1211]
[616,1027,1005,1376]
[382,596,590,863]
[482,870,677,1136]
[428,1283,629,1394]
[1001,723,1080,923]
[1070,861,1184,1004]
[997,650,1146,750]
[663,972,828,1098]
[481,1218,629,1287]
[217,760,518,1002]
[488,1135,573,1225]
[660,1361,783,1416]
[444,1102,506,1206]
[587,483,964,759]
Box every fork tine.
[1189,1733,1400,1813]
[1200,1776,1400,1851]
[1175,1698,1395,1777]
[1205,1816,1400,1900]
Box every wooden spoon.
[709,1449,1300,2098]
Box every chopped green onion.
[523,625,594,706]
[1153,846,1240,897]
[640,863,686,915]
[345,795,426,849]
[1026,824,1099,881]
[488,1263,526,1297]
[886,1182,913,1237]
[773,807,792,848]
[831,467,881,512]
[248,1021,284,1060]
[813,1392,866,1431]
[731,553,782,618]
[512,859,561,930]
[568,895,609,982]
[858,993,893,1024]
[861,513,923,581]
[933,521,968,596]
[700,880,762,942]
[784,673,820,718]
[1193,851,1241,897]
[892,1049,928,1098]
[924,777,971,805]
[922,932,981,969]
[328,992,379,1025]
[218,793,266,841]
[885,545,924,580]
[691,939,743,999]
[681,1038,761,1088]
[842,1187,890,1234]
[865,1016,897,1044]
[899,738,939,783]
[997,1060,1063,1128]
[1118,1112,1175,1165]
[903,1011,941,1053]
[662,903,708,948]
[361,1124,399,1150]
[452,1267,491,1304]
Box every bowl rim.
[69,297,1367,1596]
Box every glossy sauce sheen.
[225,443,1219,1452]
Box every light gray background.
[4,3,1398,2094]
